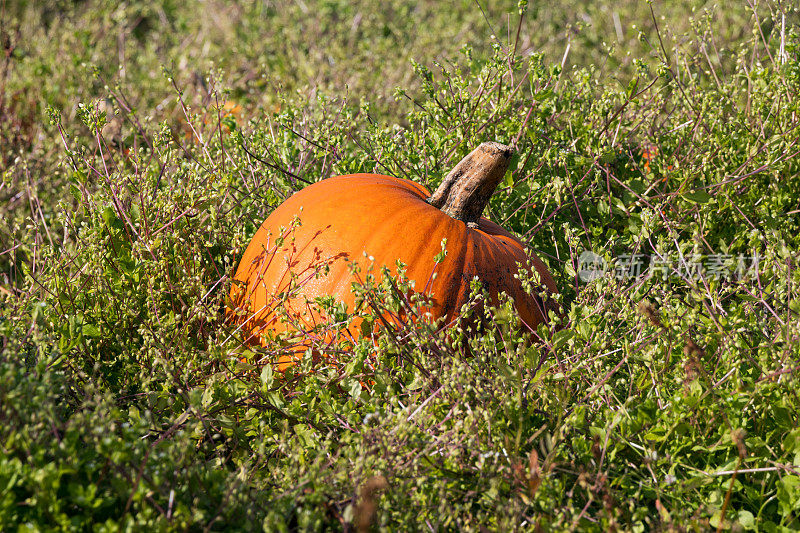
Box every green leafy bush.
[2,0,799,530]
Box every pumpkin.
[229,142,558,369]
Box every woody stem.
[427,142,513,227]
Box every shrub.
[1,1,799,530]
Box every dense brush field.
[2,0,800,530]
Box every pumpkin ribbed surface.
[230,143,558,369]
[230,173,556,368]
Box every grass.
[1,0,800,530]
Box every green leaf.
[81,324,102,338]
[260,364,274,390]
[434,238,448,264]
[737,510,755,530]
[101,206,123,230]
[552,329,574,350]
[682,190,713,204]
[626,77,639,99]
[783,428,800,453]
[348,380,362,398]
[777,475,800,515]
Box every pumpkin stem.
[427,142,513,227]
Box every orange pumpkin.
[229,142,558,369]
